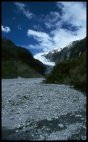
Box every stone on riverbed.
[2,78,86,140]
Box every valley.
[2,2,87,141]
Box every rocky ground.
[2,78,87,140]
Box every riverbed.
[2,78,86,140]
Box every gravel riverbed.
[2,78,86,140]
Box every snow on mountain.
[34,38,85,66]
[34,52,55,66]
[46,37,86,64]
[33,42,73,66]
[66,42,73,48]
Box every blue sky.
[2,1,86,56]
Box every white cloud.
[44,11,61,29]
[14,2,33,19]
[33,24,43,31]
[51,27,86,49]
[15,2,25,9]
[45,2,86,31]
[27,29,52,44]
[50,2,86,48]
[1,25,11,33]
[26,2,86,65]
[44,2,86,49]
[56,2,86,28]
[27,29,55,53]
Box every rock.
[27,122,30,126]
[40,135,44,140]
[23,126,26,132]
[2,78,86,140]
[17,124,21,128]
[36,105,39,109]
[54,116,58,119]
[10,116,13,120]
[82,126,86,129]
[38,94,43,97]
[16,129,19,133]
[47,117,52,121]
[81,118,85,120]
[58,124,64,128]
[75,114,82,117]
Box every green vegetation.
[2,60,42,78]
[45,52,86,93]
[69,38,86,59]
[2,38,46,78]
[45,38,87,92]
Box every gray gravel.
[2,78,86,140]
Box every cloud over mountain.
[26,2,86,55]
[2,2,86,58]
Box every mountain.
[45,37,86,92]
[34,52,55,66]
[2,38,46,78]
[45,37,86,64]
[34,52,55,75]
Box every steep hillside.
[45,37,86,64]
[45,38,86,92]
[2,38,46,78]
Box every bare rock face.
[2,78,86,140]
[44,37,86,64]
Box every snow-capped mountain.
[33,41,74,66]
[34,52,55,66]
[45,37,86,93]
[34,37,86,68]
[44,37,86,64]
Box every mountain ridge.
[45,37,86,92]
[44,37,86,64]
[2,38,46,78]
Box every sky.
[1,1,86,65]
